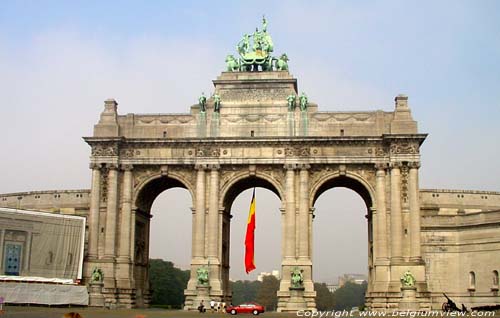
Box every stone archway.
[131,172,195,307]
[310,172,375,302]
[219,173,285,301]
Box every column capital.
[408,161,421,169]
[284,163,297,171]
[209,164,221,171]
[389,161,403,169]
[195,164,208,171]
[121,164,134,171]
[106,163,119,170]
[298,164,311,170]
[374,162,388,172]
[89,163,101,170]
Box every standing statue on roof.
[287,94,296,111]
[213,94,221,113]
[198,92,207,113]
[299,92,308,111]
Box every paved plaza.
[1,306,300,318]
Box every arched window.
[493,270,499,290]
[468,271,476,290]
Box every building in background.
[338,274,368,287]
[257,270,280,282]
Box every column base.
[185,285,211,311]
[277,287,316,312]
[391,256,405,264]
[88,282,105,307]
[409,256,424,264]
[399,286,419,311]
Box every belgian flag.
[245,188,256,273]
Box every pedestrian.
[198,300,206,313]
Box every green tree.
[315,282,335,310]
[231,280,261,305]
[255,276,279,311]
[333,281,367,310]
[149,259,190,308]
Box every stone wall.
[0,190,90,217]
[420,189,500,309]
[94,71,416,140]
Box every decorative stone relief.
[100,165,109,201]
[390,142,419,155]
[401,164,409,204]
[92,143,119,156]
[196,147,221,157]
[120,148,135,158]
[284,146,310,157]
[375,147,387,157]
[311,113,374,122]
[169,166,196,189]
[218,87,291,101]
[133,166,158,189]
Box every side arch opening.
[132,174,194,307]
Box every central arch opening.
[221,175,282,306]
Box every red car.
[226,302,265,315]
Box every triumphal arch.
[4,18,500,312]
[83,18,430,311]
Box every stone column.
[23,231,32,271]
[409,162,422,261]
[309,207,315,259]
[0,230,4,270]
[284,164,296,260]
[104,164,119,258]
[130,209,137,262]
[118,165,133,261]
[88,163,101,258]
[298,165,310,259]
[190,207,196,260]
[194,164,206,259]
[207,165,220,260]
[390,162,403,261]
[375,164,389,261]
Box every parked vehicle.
[226,302,265,315]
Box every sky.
[0,1,499,282]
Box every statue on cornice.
[196,266,209,286]
[400,270,416,287]
[291,266,304,288]
[91,267,103,283]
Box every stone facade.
[0,71,499,311]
